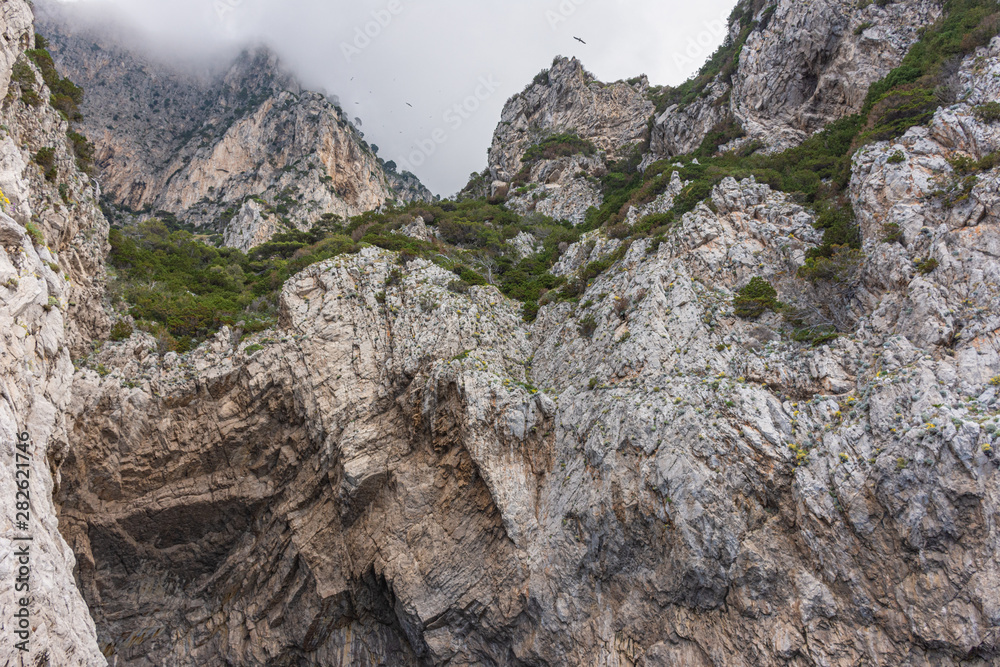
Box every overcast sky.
[49,0,738,195]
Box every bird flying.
[574,36,586,44]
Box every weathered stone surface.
[0,3,107,664]
[505,154,604,225]
[64,162,1000,666]
[482,57,652,224]
[650,0,943,159]
[487,57,652,182]
[4,3,1000,666]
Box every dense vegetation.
[26,34,85,122]
[108,200,586,350]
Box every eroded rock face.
[5,2,1000,666]
[61,251,543,665]
[481,57,652,224]
[504,154,604,225]
[0,3,108,664]
[62,57,1000,662]
[487,58,653,182]
[36,11,432,250]
[650,0,943,159]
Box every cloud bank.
[47,0,738,195]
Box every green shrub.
[578,315,598,338]
[932,173,978,207]
[11,59,41,107]
[975,101,1000,122]
[26,46,84,121]
[521,133,597,164]
[792,326,839,346]
[881,222,904,244]
[798,246,864,283]
[24,221,44,246]
[887,150,906,164]
[59,183,71,205]
[109,320,133,342]
[916,256,939,274]
[733,277,778,319]
[385,268,402,287]
[68,131,95,173]
[34,147,57,182]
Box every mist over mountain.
[3,0,1000,665]
[41,0,737,194]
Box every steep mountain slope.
[3,0,1000,665]
[0,1,108,664]
[650,0,943,159]
[481,57,653,225]
[60,19,1000,667]
[35,9,433,250]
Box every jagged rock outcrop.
[2,0,999,664]
[650,0,943,159]
[57,39,1000,665]
[504,153,604,225]
[482,57,652,224]
[36,7,433,250]
[488,58,653,181]
[61,249,541,665]
[0,2,108,664]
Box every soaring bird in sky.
[406,103,413,108]
[574,36,586,44]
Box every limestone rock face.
[482,57,652,224]
[487,58,653,181]
[504,153,604,225]
[61,250,541,665]
[37,11,432,250]
[733,0,941,151]
[650,0,943,159]
[6,2,1000,666]
[0,3,107,664]
[62,177,1000,666]
[60,45,1000,659]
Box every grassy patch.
[521,133,597,164]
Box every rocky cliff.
[0,1,108,664]
[3,0,1000,665]
[56,30,1000,667]
[650,0,943,160]
[35,8,433,251]
[481,57,653,225]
